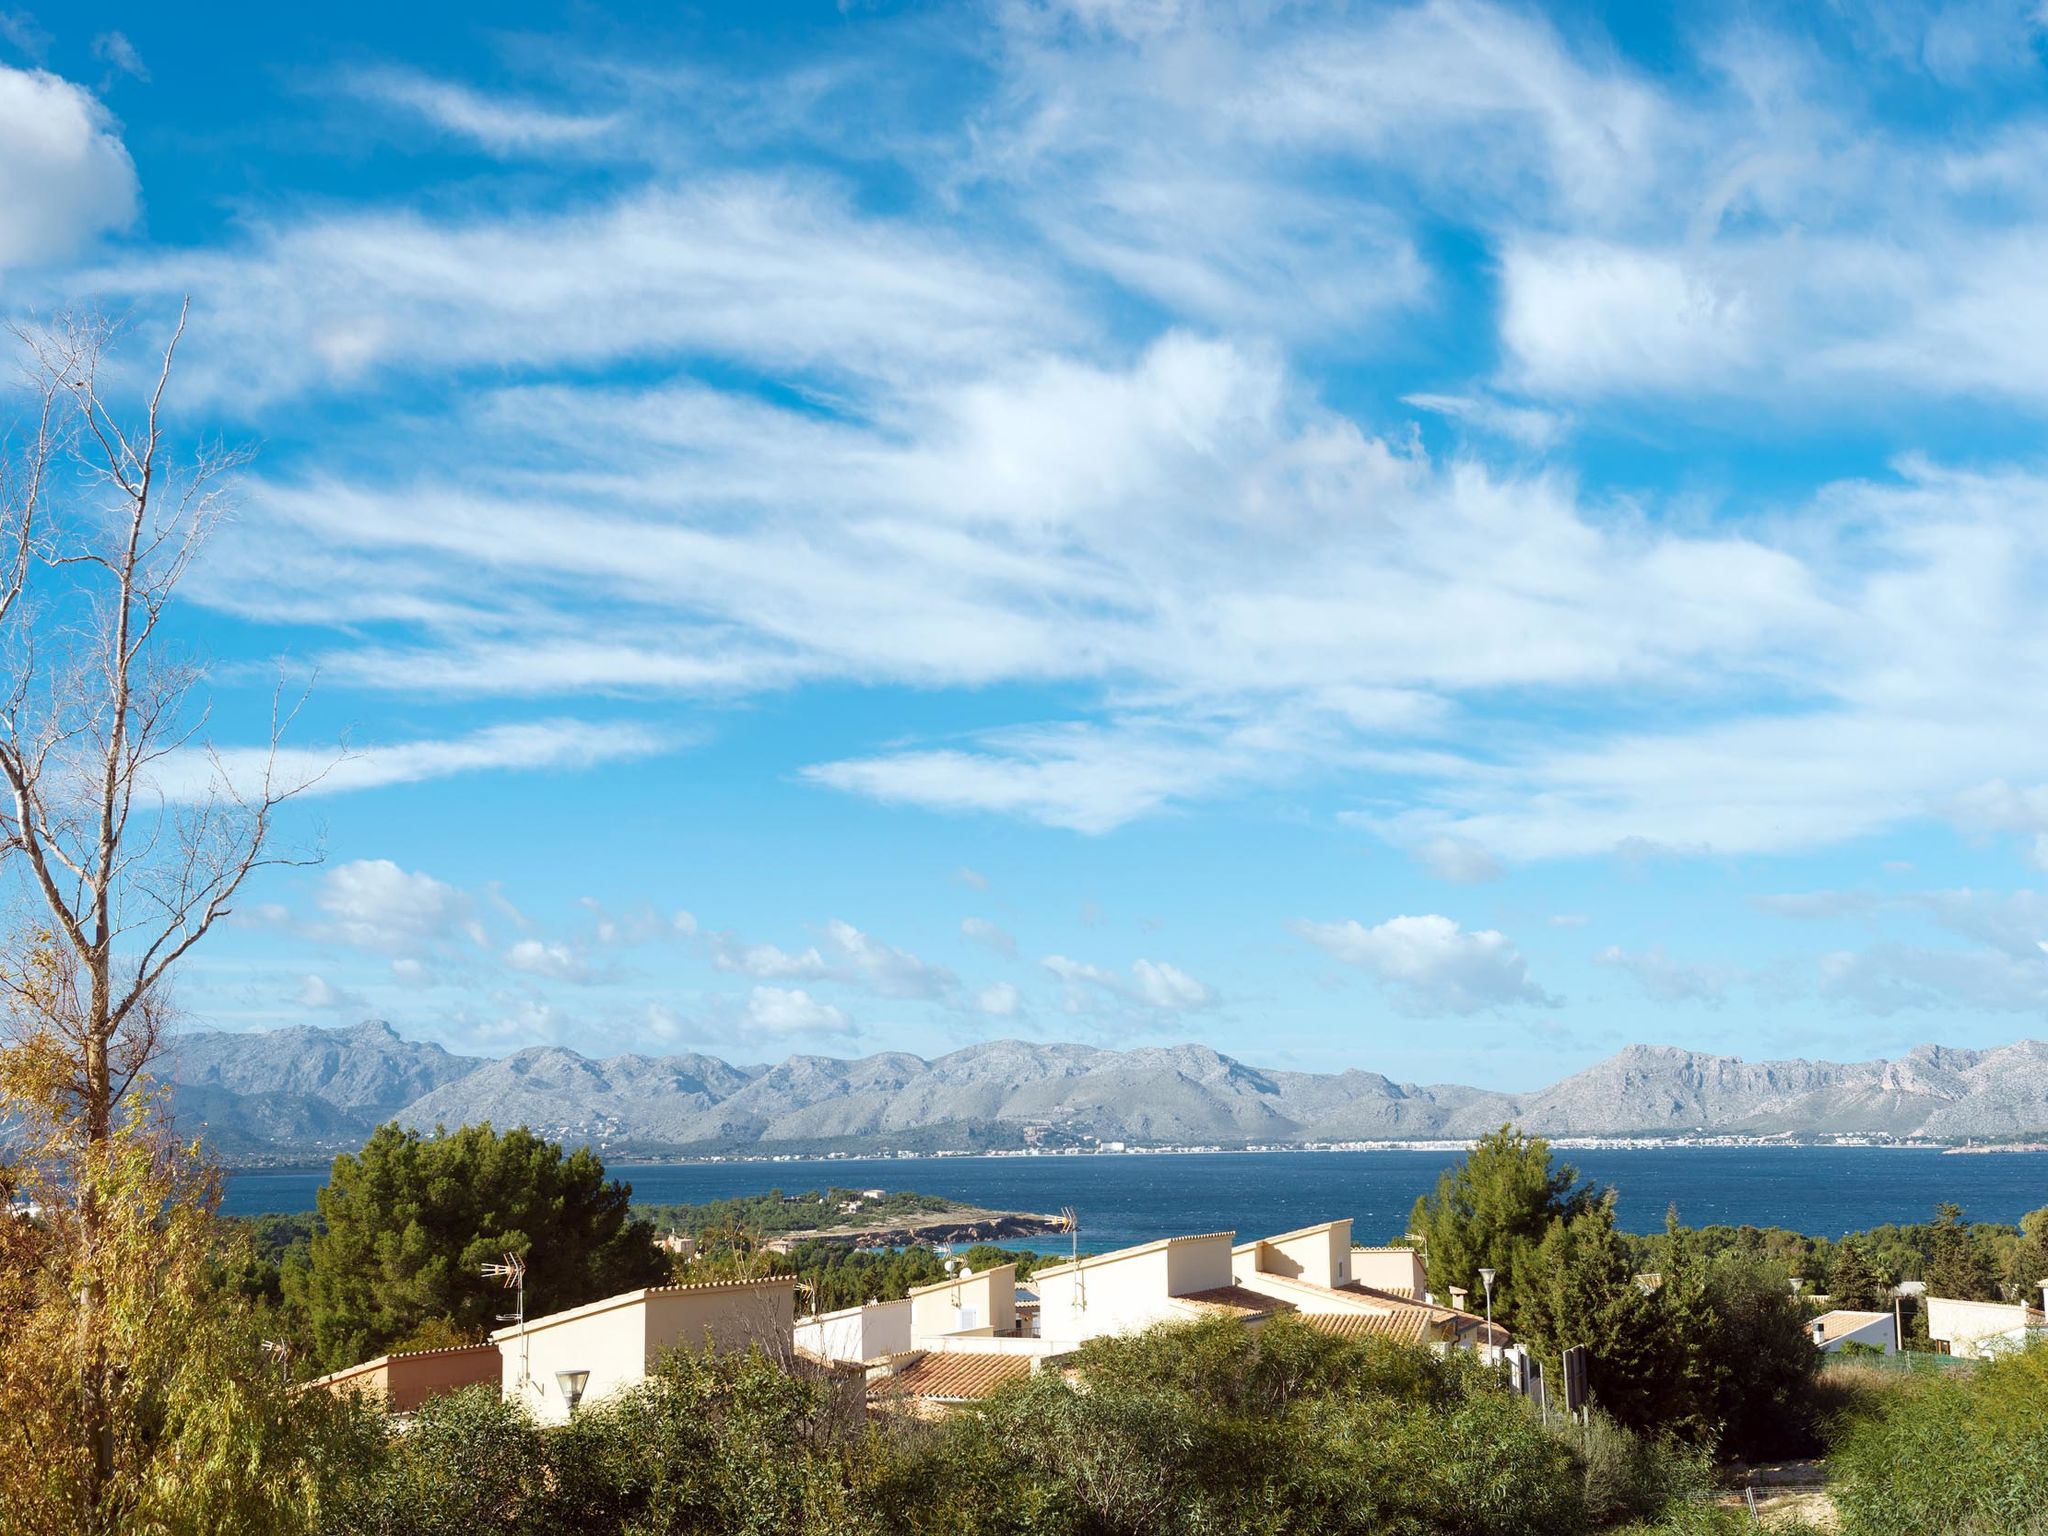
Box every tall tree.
[1927,1203,2000,1302]
[1407,1123,1593,1324]
[1515,1195,1705,1439]
[1828,1237,1888,1311]
[289,1122,669,1370]
[0,312,322,1532]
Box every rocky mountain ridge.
[157,1023,2048,1160]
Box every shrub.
[1830,1342,2048,1536]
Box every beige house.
[795,1296,912,1364]
[305,1343,502,1413]
[909,1263,1018,1342]
[1926,1290,2048,1359]
[493,1276,796,1423]
[1032,1231,1241,1346]
[1809,1309,1897,1355]
[1232,1221,1357,1290]
[1350,1244,1428,1298]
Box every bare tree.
[0,308,324,1529]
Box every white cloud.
[1042,953,1215,1014]
[1403,391,1569,450]
[961,917,1017,957]
[91,32,147,83]
[293,974,362,1010]
[743,985,852,1037]
[976,981,1021,1017]
[1291,914,1556,1016]
[821,918,955,999]
[503,937,596,983]
[713,938,828,980]
[0,65,137,268]
[314,860,482,953]
[1594,944,1738,1006]
[339,67,621,153]
[171,720,670,803]
[1415,835,1503,885]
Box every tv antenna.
[482,1252,529,1388]
[1057,1207,1082,1312]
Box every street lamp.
[1478,1267,1497,1364]
[556,1370,590,1415]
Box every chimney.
[1450,1286,1468,1310]
[1811,1319,1827,1347]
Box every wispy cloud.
[337,67,620,153]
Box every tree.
[1827,1236,1889,1311]
[0,313,327,1531]
[1408,1124,1593,1325]
[2005,1205,2048,1306]
[1515,1196,1704,1440]
[288,1122,668,1370]
[1927,1202,2000,1301]
[0,957,374,1535]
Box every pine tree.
[1407,1124,1593,1326]
[1828,1237,1888,1310]
[1927,1203,2000,1302]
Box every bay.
[221,1146,2048,1249]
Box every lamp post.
[556,1370,590,1416]
[1478,1267,1497,1365]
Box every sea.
[220,1146,2048,1250]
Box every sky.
[9,1,2048,1089]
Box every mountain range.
[155,1021,2048,1162]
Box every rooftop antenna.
[482,1252,529,1390]
[1058,1207,1082,1312]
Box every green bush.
[1830,1341,2048,1536]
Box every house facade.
[493,1276,797,1423]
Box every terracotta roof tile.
[1301,1310,1436,1346]
[1175,1285,1295,1317]
[868,1352,1032,1403]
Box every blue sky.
[9,0,2048,1088]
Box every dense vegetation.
[1828,1343,2048,1535]
[640,1187,961,1238]
[321,1314,1738,1536]
[1412,1129,1825,1460]
[285,1123,671,1370]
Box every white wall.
[1815,1314,1896,1355]
[796,1298,911,1363]
[1926,1297,2033,1359]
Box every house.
[493,1276,797,1423]
[1809,1309,1897,1355]
[1349,1244,1428,1298]
[655,1230,698,1261]
[1032,1231,1242,1346]
[1925,1288,2048,1359]
[1233,1221,1356,1289]
[1233,1219,1515,1359]
[305,1343,502,1413]
[909,1263,1018,1341]
[864,1349,1038,1417]
[795,1297,912,1364]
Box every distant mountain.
[154,1022,2048,1161]
[161,1020,483,1157]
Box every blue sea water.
[221,1146,2048,1248]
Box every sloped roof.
[867,1352,1032,1403]
[1810,1309,1892,1345]
[1300,1310,1436,1347]
[1175,1284,1293,1318]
